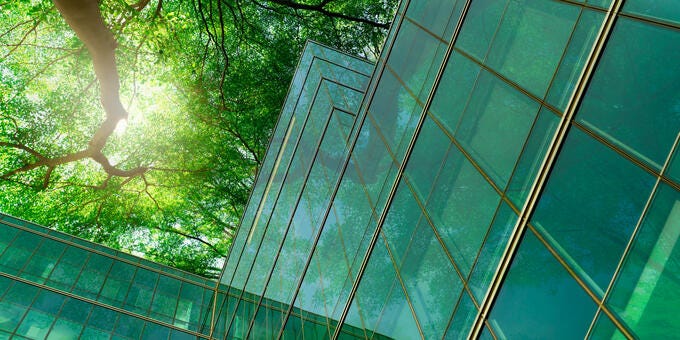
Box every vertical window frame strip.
[330,0,475,338]
[468,0,630,338]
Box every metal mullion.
[245,97,338,339]
[3,220,214,290]
[0,271,212,339]
[272,106,367,339]
[223,78,326,337]
[376,233,426,339]
[618,10,680,31]
[273,111,339,335]
[216,50,321,290]
[453,46,565,119]
[468,0,626,338]
[403,16,449,44]
[572,120,680,192]
[585,131,680,338]
[331,0,475,337]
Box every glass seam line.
[218,52,341,289]
[243,98,339,338]
[467,0,629,338]
[263,3,410,339]
[585,130,680,337]
[0,219,213,290]
[222,77,329,337]
[0,271,210,339]
[331,0,474,338]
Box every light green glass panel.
[489,231,598,338]
[80,327,110,339]
[505,107,559,208]
[456,70,541,189]
[576,18,680,169]
[16,309,54,339]
[623,0,680,25]
[606,184,680,338]
[468,202,517,302]
[381,180,423,266]
[0,301,26,332]
[367,70,422,161]
[400,218,461,339]
[546,10,605,111]
[531,128,655,293]
[404,116,451,202]
[429,52,482,136]
[426,148,501,276]
[386,19,447,101]
[341,241,420,339]
[486,0,580,97]
[456,0,507,61]
[47,318,84,339]
[406,0,465,40]
[444,292,477,340]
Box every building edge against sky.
[1,0,680,339]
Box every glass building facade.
[2,1,680,339]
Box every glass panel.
[429,52,482,136]
[444,292,477,340]
[468,202,518,302]
[606,184,680,338]
[386,19,448,101]
[546,10,605,111]
[531,128,655,293]
[455,70,541,189]
[486,0,580,98]
[400,218,461,339]
[341,240,421,339]
[426,147,501,276]
[47,318,84,339]
[405,0,466,41]
[404,116,451,204]
[576,18,680,169]
[456,0,507,62]
[505,107,560,207]
[623,0,680,25]
[488,231,598,338]
[16,309,54,339]
[668,150,680,185]
[589,312,627,339]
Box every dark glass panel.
[623,0,680,25]
[444,292,477,340]
[576,18,680,169]
[531,128,655,292]
[489,231,598,338]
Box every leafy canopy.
[0,0,396,278]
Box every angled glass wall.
[0,213,217,339]
[218,0,680,339]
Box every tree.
[0,0,396,278]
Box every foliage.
[0,0,396,278]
